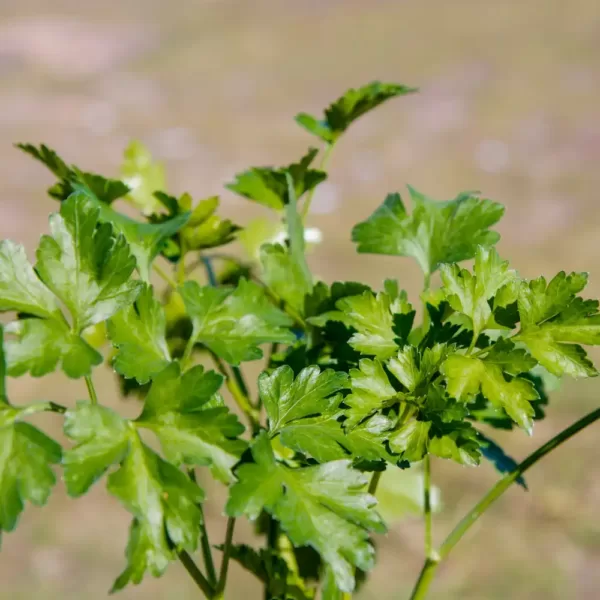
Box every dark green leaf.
[226,148,326,211]
[295,82,416,143]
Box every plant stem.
[179,550,215,599]
[423,454,433,559]
[421,272,431,332]
[199,509,217,586]
[214,517,236,599]
[211,353,260,430]
[409,407,600,600]
[232,365,250,399]
[301,142,336,221]
[182,335,196,369]
[84,375,98,405]
[202,255,218,287]
[368,470,383,495]
[154,262,178,290]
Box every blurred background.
[1,1,600,598]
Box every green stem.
[368,470,383,496]
[182,335,196,369]
[232,366,250,399]
[198,507,218,587]
[211,353,260,430]
[154,262,178,290]
[301,142,336,221]
[215,517,236,599]
[421,272,431,332]
[409,407,600,600]
[179,550,215,599]
[423,454,433,559]
[84,375,98,406]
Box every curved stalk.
[179,550,215,599]
[423,454,433,559]
[214,517,236,600]
[84,375,98,405]
[409,407,600,600]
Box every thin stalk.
[178,550,215,599]
[301,142,336,220]
[211,353,260,429]
[202,255,218,287]
[421,272,431,332]
[84,375,98,405]
[423,454,433,559]
[181,335,196,369]
[232,366,250,399]
[368,470,383,496]
[409,407,600,600]
[154,262,178,290]
[214,517,236,599]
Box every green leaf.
[352,188,504,276]
[387,343,448,394]
[0,422,62,533]
[260,173,314,315]
[345,358,396,427]
[313,291,398,359]
[120,141,166,215]
[440,247,517,339]
[295,82,417,143]
[441,354,539,432]
[107,284,171,384]
[181,195,240,251]
[388,420,431,462]
[36,194,142,331]
[136,363,246,484]
[260,365,348,434]
[0,325,62,533]
[4,319,102,379]
[62,403,130,496]
[227,433,385,592]
[0,240,60,319]
[226,148,326,211]
[17,143,129,204]
[108,433,204,591]
[517,272,600,377]
[85,198,190,281]
[181,278,295,365]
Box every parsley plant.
[1,81,599,599]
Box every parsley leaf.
[441,354,539,432]
[108,433,204,591]
[352,188,504,276]
[516,272,600,377]
[295,82,417,143]
[260,365,348,434]
[17,143,129,204]
[181,278,295,365]
[4,319,102,379]
[226,148,326,211]
[0,326,62,534]
[227,433,385,592]
[440,247,517,340]
[344,358,396,427]
[36,194,142,331]
[0,240,60,319]
[136,363,247,483]
[107,283,171,384]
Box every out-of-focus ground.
[1,1,600,598]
